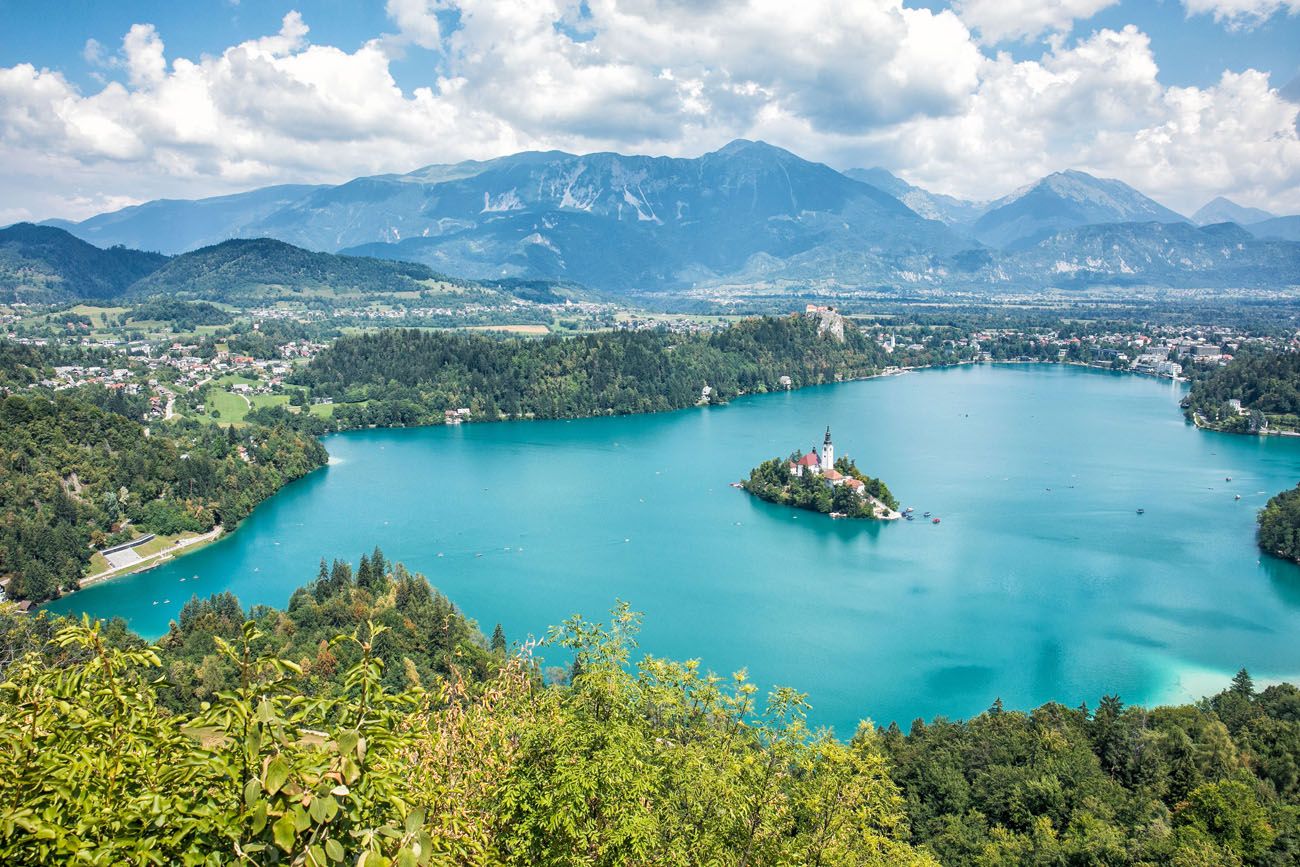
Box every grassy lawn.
[69,304,130,327]
[85,530,210,578]
[250,393,289,411]
[196,384,290,424]
[204,388,252,422]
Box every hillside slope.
[126,237,447,300]
[0,223,167,303]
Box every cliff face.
[806,307,847,342]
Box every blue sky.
[0,0,1297,222]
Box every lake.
[47,363,1300,733]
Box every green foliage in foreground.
[1258,484,1300,563]
[0,602,933,866]
[153,549,498,712]
[744,454,898,518]
[3,569,1300,865]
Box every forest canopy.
[1183,349,1300,433]
[291,314,890,429]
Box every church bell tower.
[821,426,834,471]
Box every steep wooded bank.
[0,391,326,602]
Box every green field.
[199,384,289,424]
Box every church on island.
[788,427,869,497]
[741,426,900,520]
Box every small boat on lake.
[1137,508,1145,515]
[932,518,941,524]
[1235,494,1242,500]
[923,511,931,518]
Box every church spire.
[824,426,832,445]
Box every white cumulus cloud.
[954,0,1119,43]
[1182,0,1300,29]
[856,26,1300,214]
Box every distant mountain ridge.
[35,141,980,292]
[44,185,326,254]
[842,168,987,227]
[971,170,1188,250]
[26,140,1300,294]
[262,140,980,292]
[997,221,1300,289]
[1192,196,1275,227]
[1247,215,1300,243]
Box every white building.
[789,427,838,477]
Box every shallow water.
[48,364,1300,732]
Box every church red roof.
[797,452,821,466]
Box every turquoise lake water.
[47,363,1300,733]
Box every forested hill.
[0,223,167,303]
[1182,349,1300,433]
[127,237,452,301]
[292,314,886,427]
[0,390,326,601]
[4,576,1300,864]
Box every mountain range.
[15,140,1300,296]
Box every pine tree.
[356,554,374,590]
[370,546,387,580]
[491,623,506,653]
[313,557,330,600]
[1231,668,1255,698]
[329,559,353,594]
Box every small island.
[742,427,900,520]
